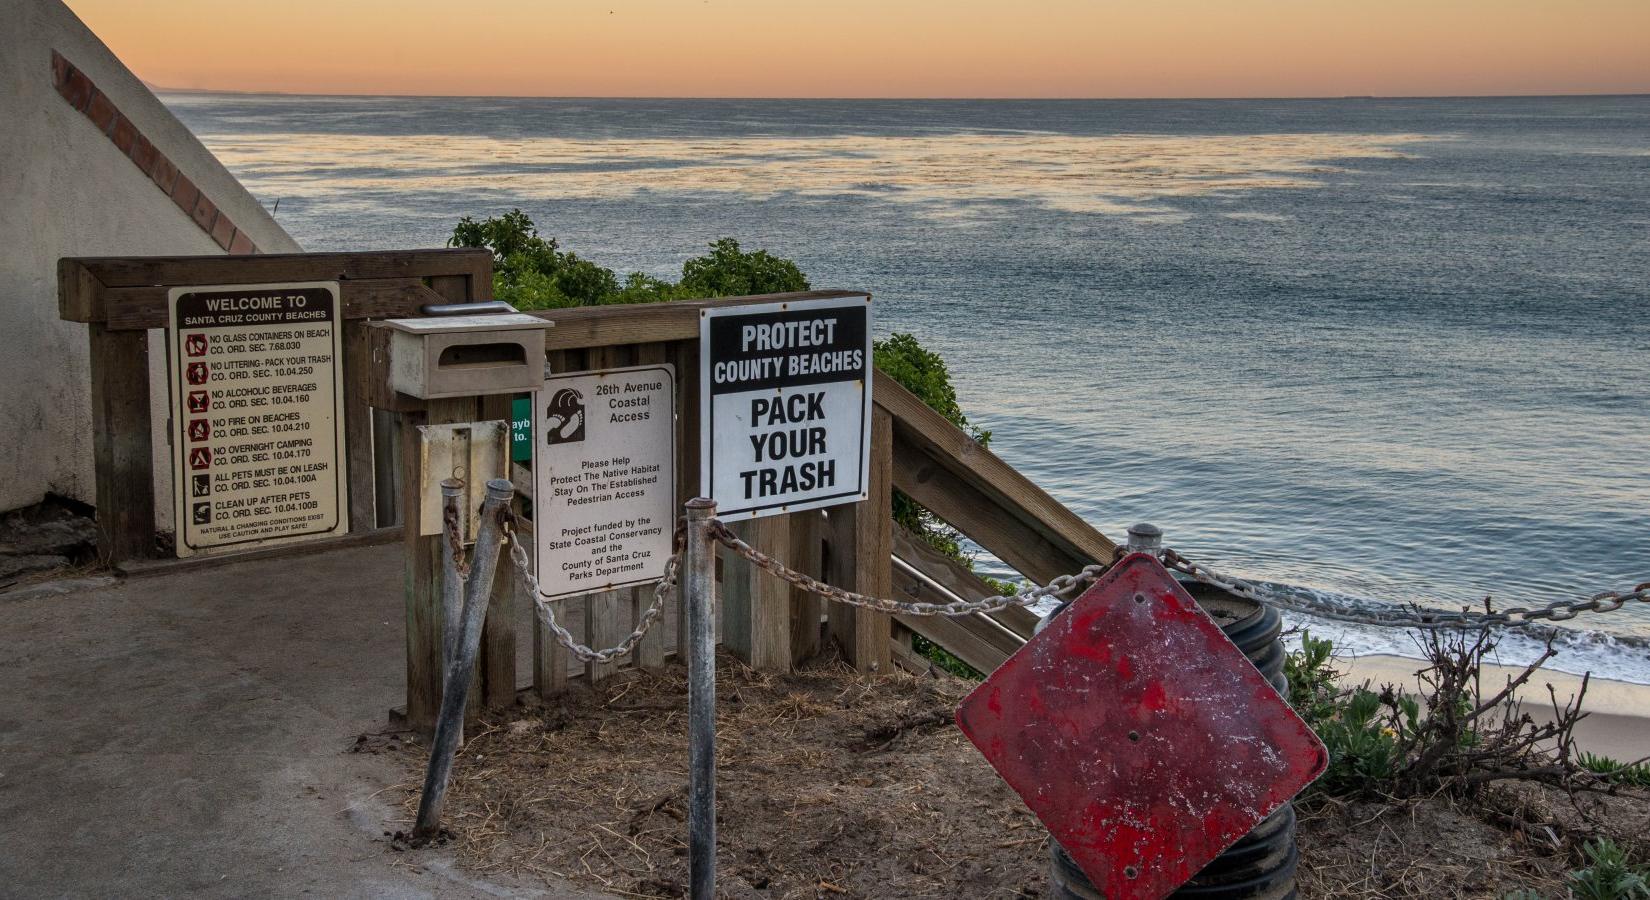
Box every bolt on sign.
[700,295,873,519]
[955,553,1327,900]
[166,282,348,557]
[533,364,676,600]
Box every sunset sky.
[68,0,1650,98]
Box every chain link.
[488,505,1646,651]
[442,503,471,579]
[505,514,686,664]
[709,521,1106,616]
[1159,547,1650,631]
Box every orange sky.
[68,0,1650,98]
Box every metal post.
[1127,522,1163,556]
[684,498,718,900]
[412,478,515,843]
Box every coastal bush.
[1569,838,1650,900]
[449,210,807,309]
[1283,628,1597,801]
[1579,753,1650,789]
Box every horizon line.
[150,85,1650,103]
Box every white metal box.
[380,313,548,399]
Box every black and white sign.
[700,294,872,519]
[533,364,676,601]
[166,281,348,557]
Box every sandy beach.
[1341,653,1650,762]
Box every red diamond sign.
[955,553,1327,900]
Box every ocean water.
[164,94,1650,684]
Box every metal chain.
[709,521,1106,616]
[1160,547,1650,631]
[504,514,686,664]
[443,503,471,580]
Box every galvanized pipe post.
[412,478,516,844]
[684,498,719,900]
[1126,522,1163,556]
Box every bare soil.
[383,654,1648,899]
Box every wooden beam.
[479,392,518,709]
[66,248,492,291]
[88,323,155,564]
[536,290,866,351]
[98,279,457,330]
[342,322,377,533]
[401,396,475,732]
[875,370,1116,583]
[723,516,792,670]
[824,407,893,673]
[889,525,1028,674]
[788,510,825,664]
[57,258,101,323]
[632,341,671,671]
[890,522,1039,640]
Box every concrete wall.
[0,0,302,516]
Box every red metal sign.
[956,553,1327,899]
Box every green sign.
[511,395,532,462]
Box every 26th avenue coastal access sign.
[701,294,873,519]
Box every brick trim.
[51,49,260,255]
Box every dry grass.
[377,653,1649,899]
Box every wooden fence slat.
[343,322,377,533]
[401,397,474,731]
[584,345,633,685]
[671,339,701,661]
[824,407,893,672]
[533,350,573,698]
[788,510,825,665]
[633,342,671,671]
[89,323,155,563]
[479,391,518,708]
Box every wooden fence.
[60,253,1115,731]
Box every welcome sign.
[700,294,873,519]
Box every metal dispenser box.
[380,313,548,399]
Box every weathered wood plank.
[57,259,101,324]
[535,290,865,351]
[343,321,377,533]
[69,248,492,290]
[479,391,518,709]
[788,510,825,665]
[824,407,893,672]
[89,323,156,564]
[632,341,671,671]
[874,370,1116,581]
[890,524,1039,640]
[402,396,475,732]
[533,350,574,698]
[98,279,458,330]
[584,345,633,685]
[671,339,701,660]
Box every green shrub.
[1570,838,1650,900]
[1579,753,1650,789]
[450,210,807,309]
